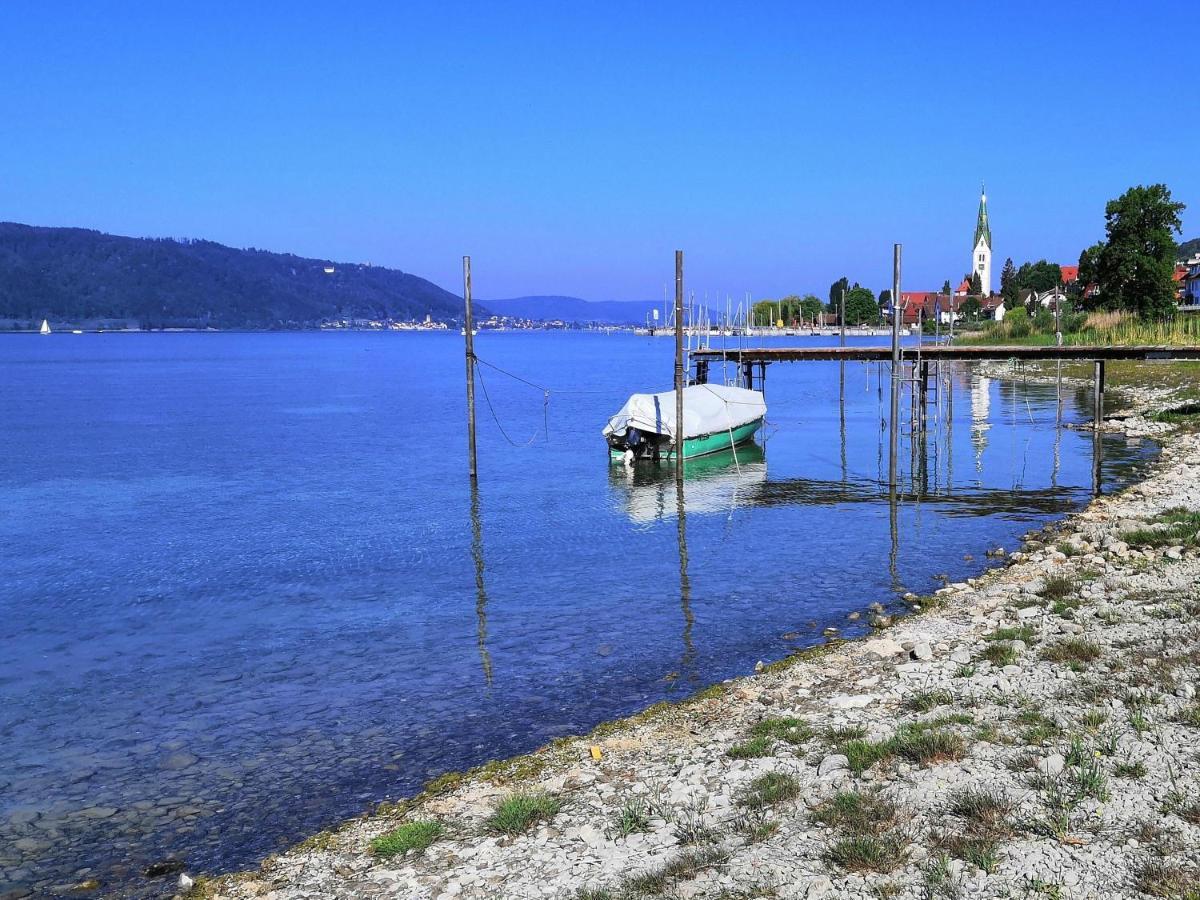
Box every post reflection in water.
[469,482,494,685]
[603,365,1155,647]
[675,476,697,685]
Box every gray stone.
[817,754,849,776]
[804,876,833,899]
[862,639,904,658]
[910,642,933,661]
[1039,753,1065,777]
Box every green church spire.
[974,184,992,250]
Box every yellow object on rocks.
[589,745,602,761]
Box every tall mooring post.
[674,250,685,479]
[463,256,478,479]
[919,360,929,430]
[888,244,902,489]
[839,288,846,347]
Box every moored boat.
[602,384,766,462]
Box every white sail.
[39,319,51,335]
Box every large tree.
[1095,184,1185,317]
[969,272,982,295]
[843,286,878,325]
[1077,242,1104,301]
[799,294,824,323]
[941,279,951,295]
[829,277,850,310]
[1014,260,1063,294]
[1000,257,1018,305]
[879,289,893,312]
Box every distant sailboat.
[39,319,51,335]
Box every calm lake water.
[0,332,1155,897]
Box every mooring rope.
[473,356,612,395]
[474,363,544,447]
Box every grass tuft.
[936,832,1000,873]
[840,738,892,775]
[369,820,443,857]
[1041,638,1102,665]
[1040,576,1078,602]
[986,624,1036,643]
[983,642,1019,667]
[812,791,897,836]
[890,724,966,766]
[825,833,906,873]
[947,788,1013,834]
[1114,759,1148,779]
[1123,508,1200,550]
[622,847,729,895]
[727,735,772,759]
[905,689,953,712]
[750,716,812,745]
[485,792,562,835]
[1136,859,1200,899]
[612,800,652,838]
[738,772,801,809]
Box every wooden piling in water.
[1094,360,1105,431]
[674,250,684,478]
[888,244,902,489]
[463,256,478,479]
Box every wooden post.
[839,288,846,347]
[919,360,929,430]
[1093,359,1105,431]
[888,244,902,489]
[674,250,685,477]
[463,256,478,479]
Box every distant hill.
[0,222,467,329]
[1178,237,1200,261]
[485,295,660,324]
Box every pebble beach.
[192,365,1200,900]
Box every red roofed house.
[1175,264,1189,302]
[1059,265,1079,285]
[894,292,968,326]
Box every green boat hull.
[609,417,763,462]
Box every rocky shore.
[201,368,1200,900]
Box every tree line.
[752,279,883,327]
[998,184,1187,319]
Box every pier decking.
[690,344,1200,364]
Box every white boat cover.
[602,384,766,442]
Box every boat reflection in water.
[607,443,768,523]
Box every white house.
[1182,253,1200,309]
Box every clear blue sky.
[1,1,1194,301]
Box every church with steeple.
[972,186,992,296]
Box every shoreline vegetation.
[190,362,1200,900]
[956,309,1200,349]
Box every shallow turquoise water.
[0,332,1154,896]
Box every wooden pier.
[690,343,1200,439]
[690,344,1200,366]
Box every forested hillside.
[0,222,466,328]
